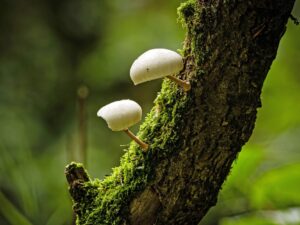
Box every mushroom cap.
[97,99,142,131]
[130,48,183,85]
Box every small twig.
[77,85,89,167]
[290,14,299,25]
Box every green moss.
[68,79,190,224]
[177,0,202,60]
[177,0,196,27]
[178,0,208,71]
[67,161,87,171]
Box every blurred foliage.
[0,0,299,224]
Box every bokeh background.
[0,0,299,224]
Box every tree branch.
[65,0,296,224]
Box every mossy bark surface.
[65,0,295,224]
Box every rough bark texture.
[65,0,295,224]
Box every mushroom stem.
[124,129,149,151]
[167,75,191,91]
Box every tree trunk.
[65,0,296,224]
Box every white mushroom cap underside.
[97,99,142,131]
[130,48,183,85]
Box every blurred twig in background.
[77,85,89,167]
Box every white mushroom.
[97,99,148,151]
[130,48,191,91]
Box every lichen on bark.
[65,0,296,224]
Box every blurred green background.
[0,0,299,224]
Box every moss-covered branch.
[65,0,295,224]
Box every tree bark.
[65,0,296,224]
